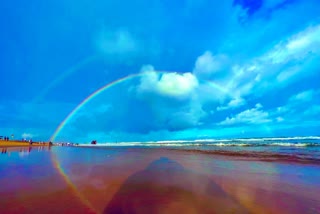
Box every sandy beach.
[0,146,320,213]
[0,140,50,147]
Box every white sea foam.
[76,136,320,147]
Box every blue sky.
[1,0,320,143]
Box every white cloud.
[193,51,229,78]
[219,103,271,125]
[276,66,300,83]
[197,23,320,100]
[255,103,263,109]
[268,89,319,123]
[22,133,34,139]
[217,97,246,111]
[136,65,206,130]
[157,72,198,97]
[266,25,320,64]
[137,65,198,99]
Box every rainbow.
[50,71,232,142]
[50,71,233,142]
[48,70,233,211]
[49,72,143,142]
[50,153,98,213]
[33,55,98,103]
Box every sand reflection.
[104,157,248,214]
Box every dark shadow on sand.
[104,157,248,214]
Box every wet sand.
[1,146,320,213]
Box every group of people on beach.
[1,136,10,141]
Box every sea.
[1,136,320,213]
[78,136,320,162]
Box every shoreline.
[76,145,320,165]
[1,145,320,213]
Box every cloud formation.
[219,104,271,126]
[137,65,198,99]
[2,0,320,142]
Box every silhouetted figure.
[103,157,248,214]
[91,140,97,145]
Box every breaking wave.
[78,136,320,147]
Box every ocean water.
[79,136,320,162]
[1,143,320,213]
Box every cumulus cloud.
[137,65,198,99]
[219,103,271,125]
[198,23,320,102]
[134,65,207,131]
[132,17,320,135]
[156,72,198,97]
